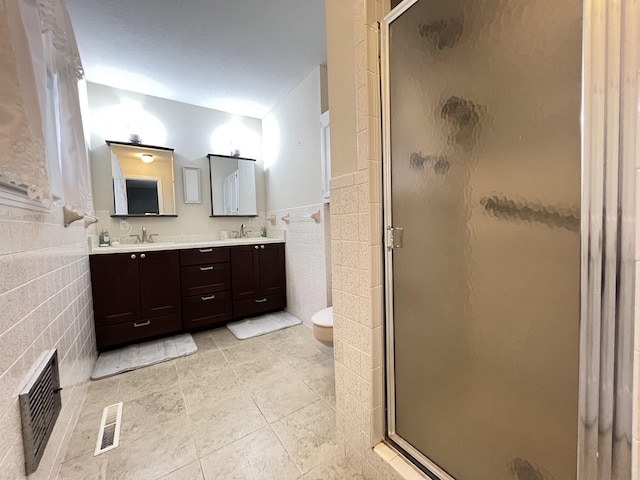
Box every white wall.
[263,66,326,212]
[265,204,331,325]
[261,66,332,323]
[86,82,265,239]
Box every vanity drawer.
[182,290,232,328]
[233,294,285,318]
[180,247,229,266]
[181,263,230,296]
[96,313,182,350]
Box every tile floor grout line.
[267,396,323,426]
[150,456,198,480]
[267,422,305,477]
[247,388,273,426]
[295,375,336,410]
[196,423,267,462]
[197,457,207,480]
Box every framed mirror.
[208,154,257,216]
[107,141,177,217]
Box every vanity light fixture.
[141,154,154,163]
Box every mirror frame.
[207,153,258,217]
[106,140,178,217]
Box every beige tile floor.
[56,323,363,480]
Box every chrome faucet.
[240,224,250,238]
[130,226,157,244]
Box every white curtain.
[38,0,94,217]
[0,0,94,220]
[0,0,49,202]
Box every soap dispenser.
[99,228,111,247]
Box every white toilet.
[311,306,333,345]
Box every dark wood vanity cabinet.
[230,243,286,317]
[90,251,182,350]
[90,242,286,350]
[180,247,233,329]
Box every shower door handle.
[387,226,404,251]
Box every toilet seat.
[312,307,333,327]
[312,306,333,345]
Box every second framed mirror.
[208,154,257,216]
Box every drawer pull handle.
[201,294,216,301]
[131,254,136,259]
[134,321,151,328]
[106,312,133,319]
[255,298,268,303]
[199,248,213,253]
[199,266,214,271]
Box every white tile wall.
[265,204,331,325]
[329,0,423,478]
[0,204,96,479]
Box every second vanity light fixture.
[141,154,154,163]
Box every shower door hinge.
[387,226,404,251]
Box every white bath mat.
[91,333,197,380]
[227,311,301,340]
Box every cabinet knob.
[131,254,136,259]
[254,245,259,249]
[140,253,146,259]
[260,245,265,249]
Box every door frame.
[380,1,639,479]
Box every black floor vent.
[19,349,62,475]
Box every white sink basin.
[110,242,175,250]
[223,237,267,243]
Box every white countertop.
[90,237,285,255]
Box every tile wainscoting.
[0,204,96,479]
[328,0,416,479]
[264,204,332,326]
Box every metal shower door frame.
[380,0,639,479]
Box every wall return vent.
[19,349,62,475]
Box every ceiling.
[65,0,327,119]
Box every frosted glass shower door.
[382,1,582,479]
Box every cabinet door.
[139,250,181,318]
[259,243,286,296]
[90,253,141,326]
[230,245,261,301]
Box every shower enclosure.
[381,1,636,479]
